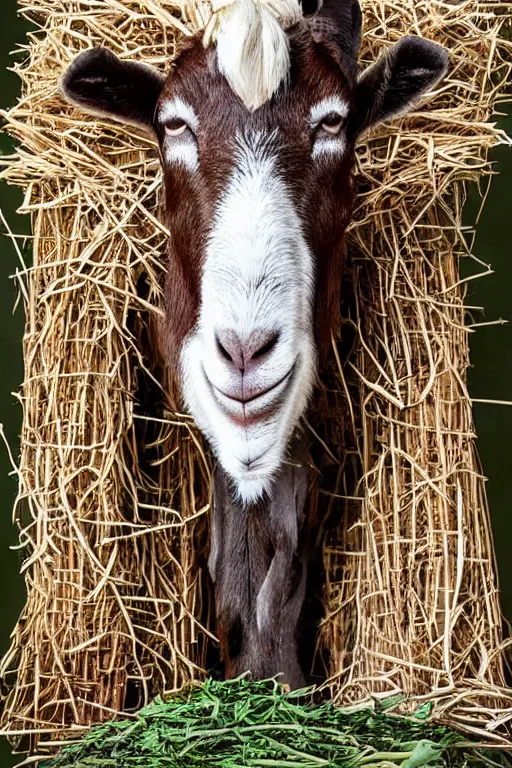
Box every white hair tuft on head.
[182,0,303,110]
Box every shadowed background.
[0,3,510,766]
[0,4,30,765]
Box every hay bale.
[0,0,213,751]
[0,0,511,758]
[315,2,512,738]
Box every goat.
[61,0,448,688]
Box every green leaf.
[412,704,433,721]
[400,740,442,768]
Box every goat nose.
[215,329,280,372]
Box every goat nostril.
[216,335,233,363]
[251,332,280,361]
[215,329,279,370]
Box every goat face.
[62,0,448,504]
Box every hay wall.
[0,0,213,751]
[315,2,512,740]
[0,0,511,757]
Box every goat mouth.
[213,364,296,405]
[204,361,298,425]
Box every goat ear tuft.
[350,36,449,139]
[61,48,165,132]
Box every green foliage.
[40,678,510,768]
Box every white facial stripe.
[180,132,316,503]
[312,137,346,159]
[158,97,199,132]
[309,96,349,127]
[203,131,314,342]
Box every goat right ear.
[349,36,449,139]
[61,48,165,132]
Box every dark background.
[0,4,510,767]
[0,5,30,766]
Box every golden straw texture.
[0,0,510,758]
[0,0,214,756]
[314,1,512,742]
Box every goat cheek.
[313,202,352,359]
[161,254,198,369]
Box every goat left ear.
[61,48,165,132]
[349,36,449,139]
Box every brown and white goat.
[62,0,448,688]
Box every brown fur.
[209,438,311,688]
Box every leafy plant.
[40,678,510,768]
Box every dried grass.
[0,0,511,760]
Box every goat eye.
[320,112,344,135]
[164,119,189,137]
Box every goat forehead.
[205,134,313,289]
[213,132,289,221]
[161,35,350,126]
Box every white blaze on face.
[180,133,316,503]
